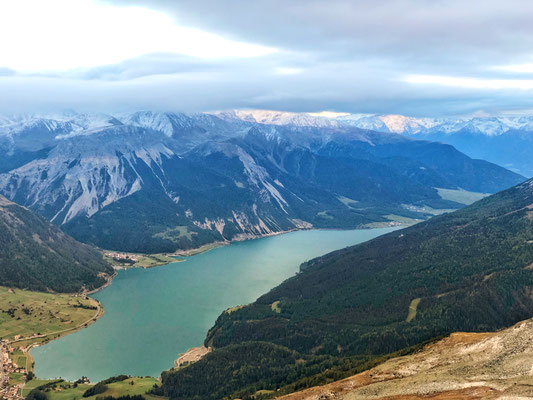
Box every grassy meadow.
[23,377,163,400]
[0,286,100,344]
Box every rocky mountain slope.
[279,318,533,400]
[155,178,533,400]
[0,111,524,253]
[222,110,533,176]
[336,113,533,177]
[0,195,112,292]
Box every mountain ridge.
[0,111,525,252]
[217,109,533,176]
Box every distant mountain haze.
[219,110,533,176]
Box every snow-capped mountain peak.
[214,109,339,128]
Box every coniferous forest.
[155,179,533,399]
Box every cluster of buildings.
[105,252,139,262]
[0,341,23,399]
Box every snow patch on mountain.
[215,110,339,128]
[332,113,533,136]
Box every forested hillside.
[155,178,533,400]
[0,195,112,292]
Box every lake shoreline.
[12,295,105,387]
[87,224,406,298]
[169,221,407,258]
[31,226,401,382]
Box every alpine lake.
[31,227,398,382]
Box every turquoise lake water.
[31,228,396,382]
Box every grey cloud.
[3,56,533,117]
[105,0,533,66]
[3,1,533,116]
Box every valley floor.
[0,287,105,399]
[278,319,533,400]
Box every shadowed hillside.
[0,195,112,292]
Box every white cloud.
[274,67,304,75]
[2,0,533,116]
[308,111,350,118]
[492,64,533,73]
[0,0,276,72]
[403,74,533,90]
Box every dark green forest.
[0,196,112,292]
[156,178,533,399]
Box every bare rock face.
[279,318,533,400]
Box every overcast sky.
[2,0,533,116]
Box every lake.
[31,227,397,382]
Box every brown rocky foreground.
[279,318,533,400]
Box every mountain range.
[226,110,533,177]
[155,177,533,400]
[0,111,524,253]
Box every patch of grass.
[337,196,359,208]
[103,252,180,269]
[153,226,193,242]
[436,187,490,205]
[101,377,160,398]
[402,203,456,216]
[226,305,246,315]
[9,372,25,385]
[316,211,334,220]
[45,384,90,400]
[13,354,27,369]
[385,215,422,225]
[406,298,421,323]
[43,377,161,400]
[175,241,227,257]
[271,301,281,314]
[21,379,64,397]
[130,254,180,269]
[0,286,100,344]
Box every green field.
[153,225,194,242]
[9,372,26,386]
[364,214,422,229]
[22,379,64,397]
[316,210,334,220]
[175,241,227,257]
[436,187,490,205]
[337,196,359,208]
[24,377,164,400]
[0,287,100,343]
[12,351,28,370]
[104,252,180,269]
[385,214,422,224]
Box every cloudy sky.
[2,0,533,116]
